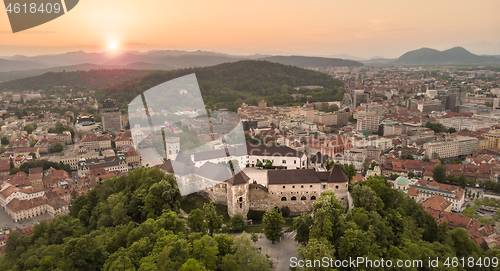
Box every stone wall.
[248,184,269,211]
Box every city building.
[355,111,380,133]
[423,139,459,159]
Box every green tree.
[143,174,182,219]
[401,153,414,160]
[326,104,339,112]
[180,258,207,271]
[232,233,272,271]
[408,171,415,178]
[292,214,313,243]
[281,206,291,218]
[0,137,8,145]
[256,160,263,168]
[432,164,446,183]
[264,160,273,169]
[203,201,223,237]
[297,238,334,271]
[250,233,258,244]
[310,190,346,244]
[230,215,246,233]
[341,163,357,183]
[188,208,207,234]
[192,235,218,270]
[262,207,285,244]
[350,184,379,212]
[50,143,64,153]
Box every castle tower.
[165,137,180,161]
[226,171,250,219]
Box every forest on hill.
[0,60,344,112]
[0,69,157,91]
[0,167,271,271]
[98,60,344,111]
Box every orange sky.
[1,0,499,58]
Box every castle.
[157,144,349,218]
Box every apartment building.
[423,139,459,159]
[81,133,112,151]
[355,111,380,133]
[456,136,479,156]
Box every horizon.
[1,0,499,58]
[0,45,498,61]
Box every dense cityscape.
[0,60,498,270]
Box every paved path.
[254,231,301,271]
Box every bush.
[247,210,266,222]
[281,206,291,218]
[230,215,246,232]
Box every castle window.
[301,196,306,200]
[281,197,287,201]
[239,197,243,202]
[336,185,339,189]
[310,185,312,188]
[291,196,297,201]
[323,185,326,189]
[311,196,316,200]
[292,186,295,188]
[240,203,242,208]
[301,185,303,188]
[282,160,286,163]
[294,161,297,164]
[283,186,285,188]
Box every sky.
[0,0,499,58]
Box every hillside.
[98,60,345,111]
[259,55,363,68]
[0,69,159,90]
[396,46,500,65]
[0,60,344,111]
[0,58,47,72]
[0,63,175,82]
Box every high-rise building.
[101,99,122,132]
[354,91,368,107]
[355,111,380,133]
[442,94,457,112]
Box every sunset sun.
[107,42,118,50]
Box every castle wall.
[248,184,269,211]
[198,182,228,205]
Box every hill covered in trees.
[0,167,271,271]
[98,60,345,111]
[290,176,500,270]
[260,55,363,68]
[0,69,157,90]
[0,60,344,111]
[396,47,500,65]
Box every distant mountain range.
[0,46,499,82]
[0,50,364,82]
[395,47,500,65]
[260,56,363,68]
